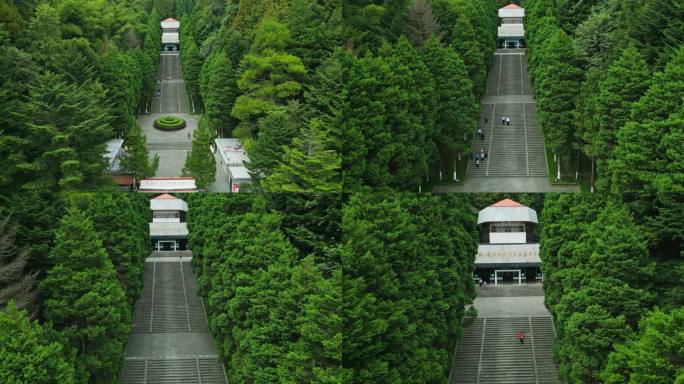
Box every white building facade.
[161,17,180,51]
[474,199,542,285]
[215,138,252,192]
[149,194,188,251]
[498,4,526,48]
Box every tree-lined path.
[435,49,577,192]
[139,52,197,178]
[119,251,227,383]
[450,284,562,384]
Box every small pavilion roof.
[499,4,525,18]
[477,199,538,225]
[491,198,524,207]
[150,193,188,212]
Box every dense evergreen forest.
[342,192,478,382]
[0,193,150,383]
[342,0,501,191]
[524,0,684,190]
[540,193,683,383]
[186,193,343,382]
[177,0,341,192]
[0,0,342,194]
[0,0,160,196]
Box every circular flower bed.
[153,116,186,131]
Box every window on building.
[153,210,180,219]
[502,17,523,24]
[490,222,525,233]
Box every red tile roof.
[152,193,178,200]
[162,17,178,22]
[502,3,522,9]
[490,198,525,207]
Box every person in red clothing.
[517,331,525,344]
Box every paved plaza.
[138,52,229,191]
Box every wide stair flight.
[450,316,561,384]
[119,252,227,384]
[467,50,548,179]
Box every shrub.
[153,116,187,131]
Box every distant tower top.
[477,198,538,225]
[161,18,180,30]
[498,3,525,19]
[497,4,525,48]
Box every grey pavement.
[436,48,580,192]
[468,296,550,318]
[149,149,189,177]
[119,256,227,383]
[434,176,577,192]
[139,52,197,178]
[475,283,545,298]
[125,332,218,357]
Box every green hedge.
[153,116,187,131]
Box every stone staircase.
[532,317,560,383]
[451,318,484,383]
[132,262,208,333]
[121,254,226,383]
[480,317,535,383]
[120,358,226,384]
[466,49,548,179]
[451,317,561,383]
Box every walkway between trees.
[139,52,197,178]
[450,284,562,383]
[138,52,229,191]
[119,251,227,383]
[436,49,577,192]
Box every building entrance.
[493,269,523,285]
[156,240,178,251]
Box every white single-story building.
[215,138,252,192]
[149,194,188,251]
[161,17,180,51]
[498,4,526,48]
[139,177,198,193]
[474,199,542,285]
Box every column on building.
[473,198,542,285]
[149,193,188,251]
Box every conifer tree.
[303,50,344,152]
[199,51,237,135]
[245,108,299,181]
[20,72,114,192]
[0,302,76,384]
[601,307,684,384]
[422,37,477,173]
[262,119,341,192]
[183,117,216,189]
[231,19,306,139]
[121,122,160,180]
[533,28,581,166]
[0,214,38,317]
[609,46,684,193]
[594,45,650,190]
[39,207,130,383]
[84,194,149,304]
